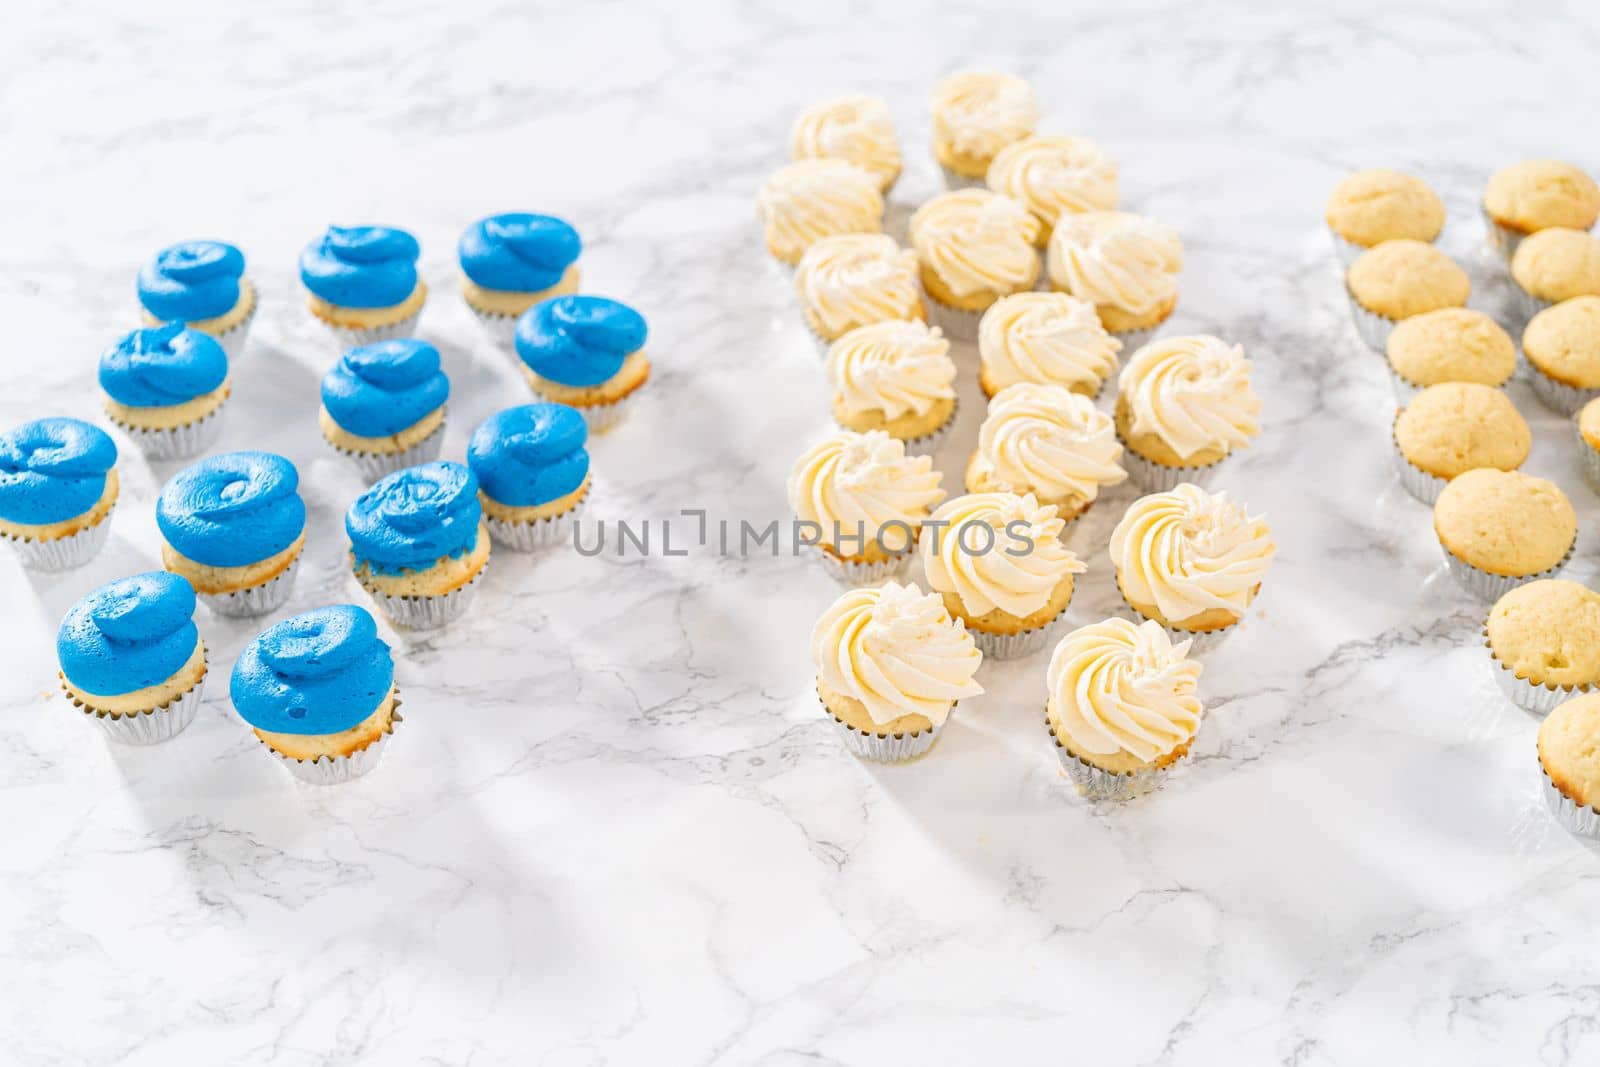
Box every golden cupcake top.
[1581,397,1600,451]
[1116,335,1260,462]
[1433,469,1576,577]
[787,429,944,555]
[1394,383,1530,480]
[789,94,901,191]
[1346,239,1470,320]
[1511,227,1600,302]
[1386,308,1516,389]
[1324,169,1445,248]
[825,320,957,422]
[1540,693,1600,809]
[1523,295,1600,389]
[978,291,1121,397]
[794,233,921,339]
[930,71,1039,169]
[970,383,1127,508]
[1047,210,1182,320]
[756,159,884,265]
[1487,579,1600,689]
[909,189,1041,299]
[985,135,1119,234]
[1484,160,1600,235]
[920,491,1086,621]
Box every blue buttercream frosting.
[157,451,306,567]
[467,404,589,507]
[137,240,246,322]
[0,417,117,525]
[346,461,482,574]
[514,295,648,388]
[58,571,199,697]
[230,604,395,736]
[458,213,581,293]
[321,339,450,438]
[99,324,229,408]
[300,225,421,309]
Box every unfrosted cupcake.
[1483,160,1600,261]
[347,461,490,631]
[1385,308,1515,404]
[1323,170,1445,266]
[158,451,306,617]
[1391,383,1530,504]
[810,581,983,762]
[929,71,1039,188]
[231,604,400,784]
[787,429,944,585]
[1576,398,1600,495]
[57,571,205,745]
[99,324,230,460]
[789,95,901,193]
[1109,484,1275,654]
[1538,693,1600,837]
[1433,469,1576,601]
[985,135,1118,246]
[909,189,1041,339]
[977,290,1121,398]
[514,295,649,433]
[458,213,582,346]
[320,339,449,481]
[1522,295,1600,415]
[1485,579,1600,716]
[921,491,1086,660]
[1114,335,1260,492]
[825,319,958,456]
[793,233,923,350]
[1509,227,1600,321]
[137,239,257,360]
[0,417,119,571]
[300,225,426,345]
[1345,239,1470,351]
[468,403,589,551]
[966,382,1125,522]
[1045,618,1203,800]
[1047,210,1182,348]
[757,159,884,266]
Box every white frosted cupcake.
[930,71,1040,188]
[825,320,958,456]
[757,159,884,267]
[1114,335,1260,492]
[966,382,1126,523]
[978,291,1122,399]
[789,95,901,193]
[909,189,1041,339]
[985,135,1119,246]
[1048,210,1182,347]
[794,234,923,350]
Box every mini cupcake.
[825,319,958,456]
[57,571,206,745]
[985,135,1118,247]
[319,339,449,481]
[1433,468,1576,601]
[158,451,306,617]
[1538,693,1600,837]
[1576,398,1600,495]
[1485,580,1600,716]
[1109,484,1275,654]
[514,295,649,433]
[1323,170,1445,266]
[793,233,923,351]
[99,324,230,461]
[0,417,118,571]
[300,225,427,345]
[929,71,1039,189]
[1045,617,1203,801]
[977,291,1121,399]
[458,213,582,347]
[468,403,589,551]
[1345,239,1470,351]
[1114,335,1260,492]
[909,189,1041,339]
[137,239,257,360]
[789,95,901,193]
[1385,308,1516,404]
[1047,211,1182,348]
[1509,227,1600,321]
[1522,295,1600,415]
[787,429,945,585]
[231,604,400,784]
[1483,160,1600,262]
[347,461,490,630]
[756,159,884,266]
[921,491,1087,660]
[967,382,1125,522]
[1391,383,1530,504]
[809,581,983,762]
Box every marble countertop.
[6,2,1600,1064]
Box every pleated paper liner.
[2,508,115,572]
[267,694,403,785]
[60,653,207,745]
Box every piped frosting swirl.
[300,225,422,309]
[137,240,246,322]
[986,135,1119,229]
[321,339,450,438]
[910,189,1041,299]
[979,291,1121,395]
[468,403,589,508]
[458,213,581,293]
[1048,211,1182,316]
[346,460,483,574]
[1109,484,1275,624]
[826,320,957,420]
[1117,335,1260,461]
[1047,617,1203,764]
[930,71,1039,162]
[789,95,901,189]
[0,418,118,525]
[794,234,921,337]
[515,295,648,388]
[922,492,1087,619]
[158,451,305,567]
[57,571,198,697]
[757,159,884,264]
[973,383,1126,505]
[100,324,228,408]
[230,605,395,736]
[787,430,945,553]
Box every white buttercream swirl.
[757,159,884,263]
[979,291,1121,395]
[826,320,956,420]
[1109,484,1275,624]
[910,189,1041,298]
[787,430,945,554]
[986,135,1119,229]
[1047,211,1182,316]
[973,383,1126,505]
[794,234,921,338]
[930,71,1040,161]
[1047,617,1203,764]
[1117,335,1261,460]
[789,95,901,189]
[921,492,1087,619]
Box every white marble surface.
[5,2,1600,1063]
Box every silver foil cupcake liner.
[1485,628,1593,716]
[210,298,257,362]
[1510,278,1554,324]
[810,541,914,587]
[1345,288,1396,352]
[1110,324,1160,354]
[1116,583,1240,656]
[1542,763,1600,837]
[1116,436,1223,494]
[200,555,300,618]
[1329,229,1371,268]
[484,498,584,552]
[114,404,227,462]
[270,701,403,785]
[62,664,206,746]
[1440,535,1575,602]
[1047,711,1176,800]
[1482,206,1525,263]
[328,419,447,483]
[968,609,1066,662]
[899,401,958,458]
[1527,362,1600,417]
[3,511,114,572]
[1390,419,1447,504]
[467,304,521,350]
[361,563,486,631]
[1388,365,1425,406]
[822,693,944,762]
[922,294,984,342]
[321,306,423,349]
[1575,420,1600,495]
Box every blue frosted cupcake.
[231,604,400,784]
[347,460,489,630]
[467,403,590,551]
[0,417,119,571]
[58,571,206,744]
[319,339,450,481]
[100,324,230,460]
[514,295,649,432]
[138,239,257,361]
[158,451,307,617]
[459,213,582,347]
[300,225,427,345]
